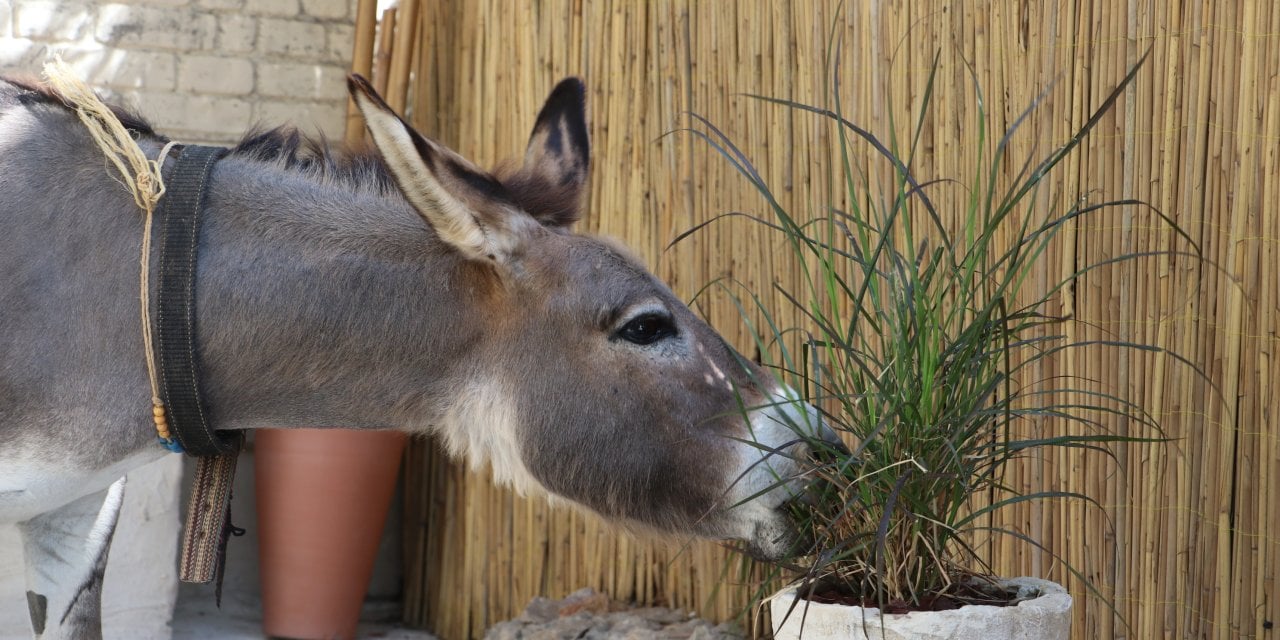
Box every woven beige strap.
[179,437,243,590]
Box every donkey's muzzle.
[741,513,807,562]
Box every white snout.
[723,386,826,559]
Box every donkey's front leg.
[17,477,126,640]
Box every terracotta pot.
[255,428,407,640]
[770,576,1072,640]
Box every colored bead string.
[154,400,183,452]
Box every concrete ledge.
[770,576,1072,640]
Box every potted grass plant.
[687,47,1198,640]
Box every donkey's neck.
[193,155,495,433]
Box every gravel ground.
[173,586,741,639]
[485,588,744,640]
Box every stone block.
[216,14,256,52]
[300,0,347,20]
[178,55,254,95]
[138,91,252,142]
[13,0,94,41]
[58,48,177,91]
[257,61,345,100]
[256,17,326,59]
[0,1,13,38]
[0,37,45,69]
[243,0,298,17]
[324,22,354,64]
[254,98,345,136]
[95,4,217,51]
[198,0,243,8]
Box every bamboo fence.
[347,2,1278,638]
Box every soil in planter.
[800,580,1029,614]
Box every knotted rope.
[43,58,180,448]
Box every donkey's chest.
[0,449,162,524]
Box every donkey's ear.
[348,74,532,264]
[525,78,590,189]
[500,78,590,228]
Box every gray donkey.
[0,74,829,639]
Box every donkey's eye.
[615,313,677,346]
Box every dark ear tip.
[554,77,585,95]
[348,74,374,98]
[348,74,398,116]
[548,77,586,111]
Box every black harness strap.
[154,144,236,457]
[153,143,245,590]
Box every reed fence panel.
[353,2,1279,638]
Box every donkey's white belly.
[0,448,163,524]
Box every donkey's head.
[350,76,832,559]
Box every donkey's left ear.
[525,78,590,188]
[501,78,590,228]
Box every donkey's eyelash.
[608,302,670,331]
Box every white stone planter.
[770,576,1071,640]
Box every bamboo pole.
[372,7,396,95]
[385,0,418,113]
[343,0,378,144]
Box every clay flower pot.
[770,577,1072,640]
[255,428,407,640]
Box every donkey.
[0,73,830,639]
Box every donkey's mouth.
[737,508,808,562]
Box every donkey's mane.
[236,127,583,226]
[232,126,398,195]
[4,74,583,226]
[3,73,156,137]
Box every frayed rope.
[43,58,178,446]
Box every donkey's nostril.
[801,420,849,466]
[742,505,811,562]
[817,422,849,455]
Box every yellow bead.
[150,401,175,442]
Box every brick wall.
[0,0,355,143]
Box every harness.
[153,144,244,599]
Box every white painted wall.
[0,457,185,640]
[0,0,358,637]
[0,0,355,143]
